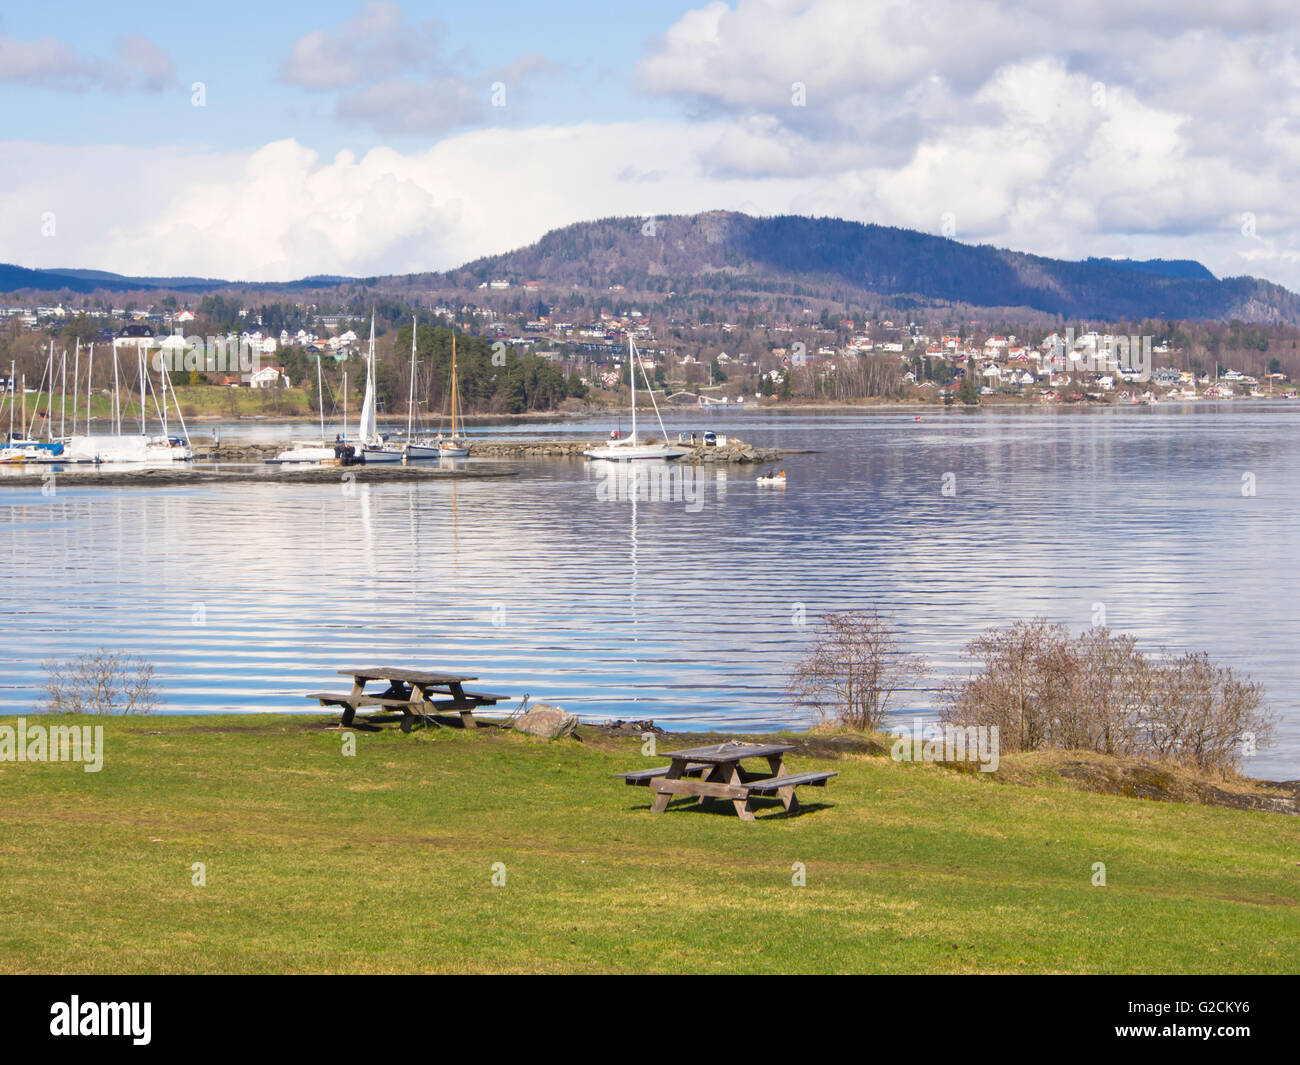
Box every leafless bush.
[1139,651,1271,772]
[40,648,163,715]
[941,621,1272,773]
[787,610,928,730]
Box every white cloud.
[0,124,825,281]
[0,32,177,93]
[280,1,555,136]
[103,34,179,93]
[0,35,90,90]
[631,0,1300,274]
[280,1,439,91]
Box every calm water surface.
[3,403,1298,778]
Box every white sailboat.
[402,315,442,461]
[584,337,687,461]
[59,343,192,463]
[2,345,71,462]
[269,351,336,464]
[358,314,404,464]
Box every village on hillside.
[1,295,1293,411]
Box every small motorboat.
[756,470,787,487]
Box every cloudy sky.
[3,0,1299,286]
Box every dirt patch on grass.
[991,750,1300,816]
[141,719,329,735]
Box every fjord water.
[2,404,1298,779]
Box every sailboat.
[436,332,469,458]
[400,315,442,461]
[66,341,192,463]
[0,363,62,463]
[2,346,68,462]
[584,337,687,461]
[11,342,191,464]
[269,352,336,464]
[357,314,404,464]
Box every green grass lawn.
[0,715,1296,974]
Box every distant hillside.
[7,211,1300,324]
[444,212,1300,324]
[0,263,352,296]
[1081,257,1217,282]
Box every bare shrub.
[1139,651,1271,773]
[41,648,163,715]
[940,619,1070,751]
[787,610,927,730]
[941,620,1273,773]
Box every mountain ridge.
[4,211,1298,324]
[441,212,1298,323]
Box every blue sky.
[3,1,1300,287]
[0,1,685,152]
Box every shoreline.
[172,392,1298,425]
[0,436,802,483]
[5,709,1294,810]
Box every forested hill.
[8,210,1300,325]
[443,211,1300,324]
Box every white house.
[248,365,290,389]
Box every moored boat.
[585,337,687,461]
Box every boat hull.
[361,445,404,464]
[267,444,337,464]
[62,435,191,463]
[584,445,688,461]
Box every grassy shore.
[0,715,1296,974]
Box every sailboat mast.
[451,333,458,438]
[44,342,55,437]
[86,343,94,430]
[317,353,325,441]
[72,340,80,435]
[407,315,417,438]
[629,337,637,441]
[369,316,376,401]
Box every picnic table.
[616,741,836,820]
[306,666,509,732]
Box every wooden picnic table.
[616,741,836,821]
[306,666,509,732]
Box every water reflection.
[1,405,1298,777]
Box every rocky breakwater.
[197,442,282,462]
[466,437,794,464]
[680,439,788,464]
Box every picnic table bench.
[307,666,509,731]
[616,741,835,820]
